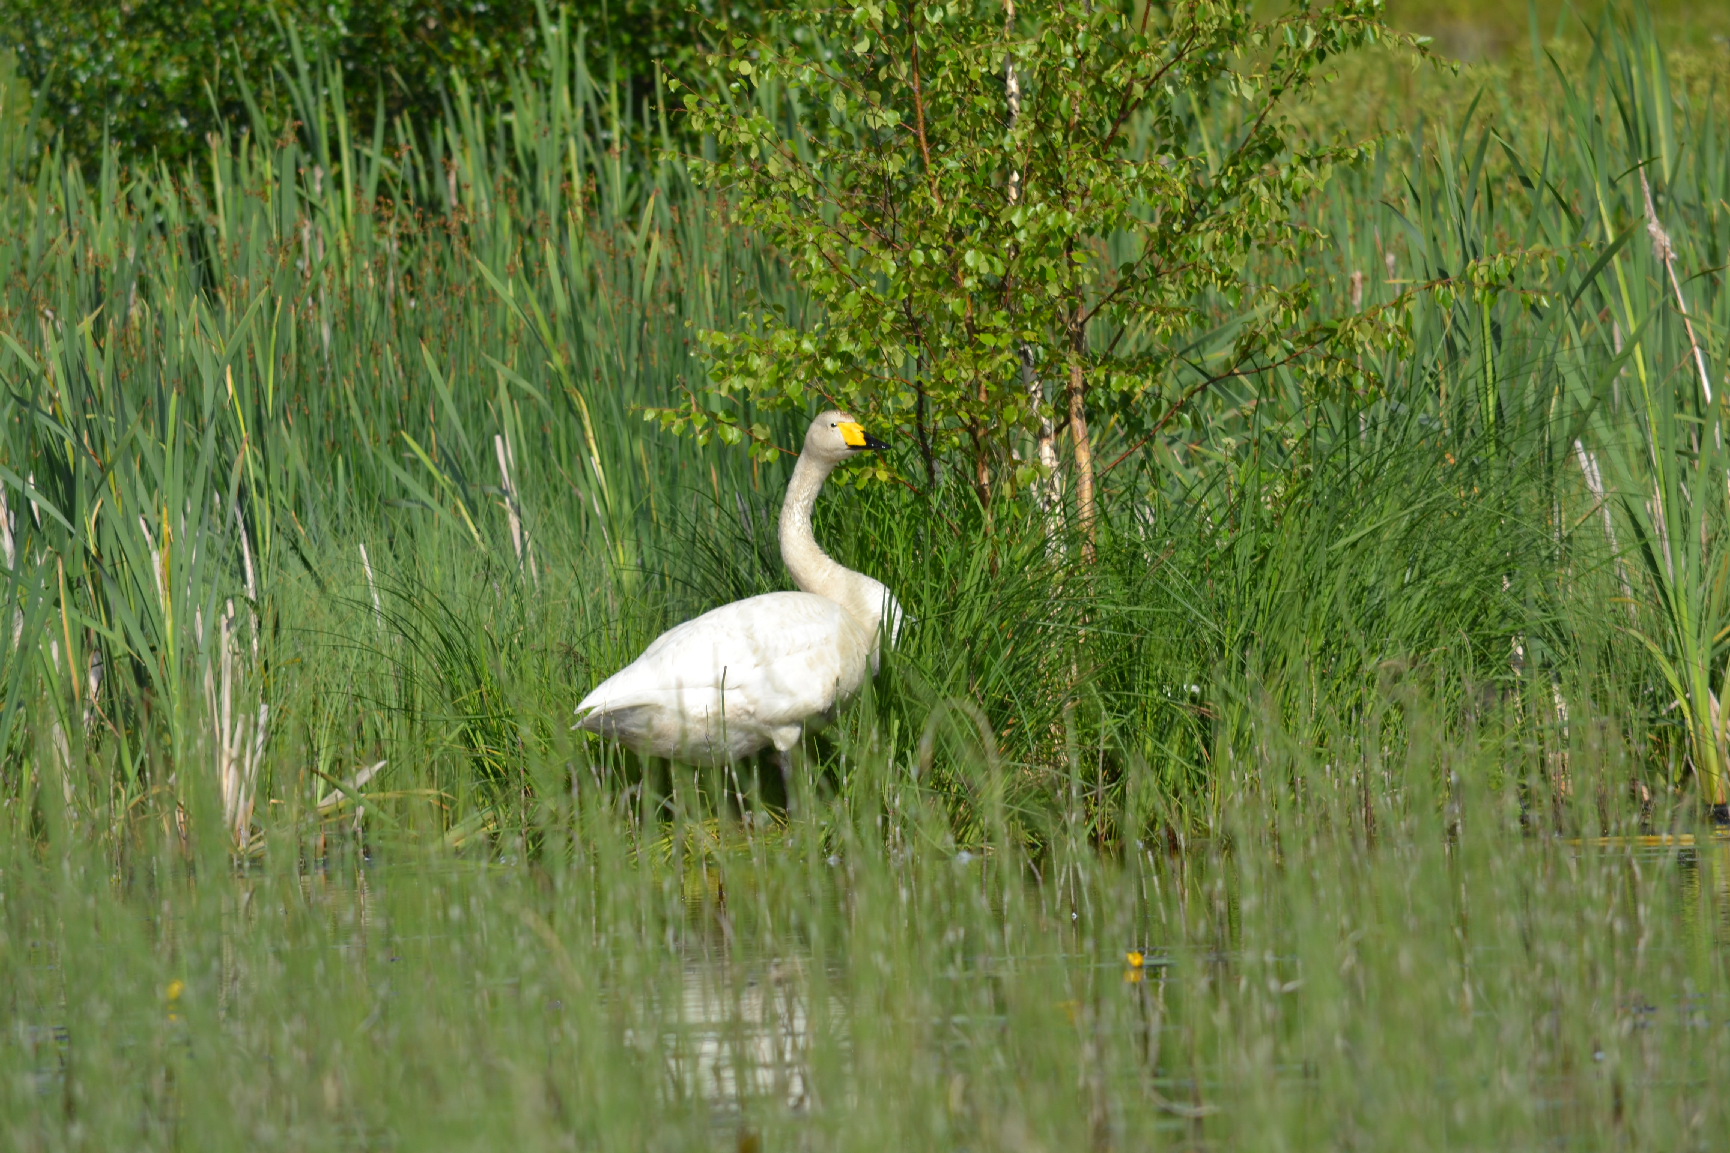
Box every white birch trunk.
[1004,0,1060,514]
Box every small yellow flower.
[165,980,184,1002]
[1125,951,1144,969]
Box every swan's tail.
[573,696,655,744]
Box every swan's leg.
[645,756,675,826]
[764,724,804,816]
[773,746,795,812]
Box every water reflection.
[639,957,836,1111]
[1673,831,1730,938]
[223,828,1730,1136]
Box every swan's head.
[804,410,888,466]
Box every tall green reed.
[4,687,1727,1150]
[1096,0,1729,830]
[0,9,791,843]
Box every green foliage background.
[6,0,1724,174]
[0,0,768,169]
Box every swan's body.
[574,591,872,763]
[575,412,900,765]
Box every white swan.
[574,411,902,766]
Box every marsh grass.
[0,0,1725,844]
[5,719,1730,1150]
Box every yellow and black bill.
[839,422,890,451]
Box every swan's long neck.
[780,452,896,644]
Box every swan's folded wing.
[576,592,865,725]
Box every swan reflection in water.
[629,957,838,1111]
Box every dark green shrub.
[0,0,763,170]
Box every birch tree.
[661,0,1417,555]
